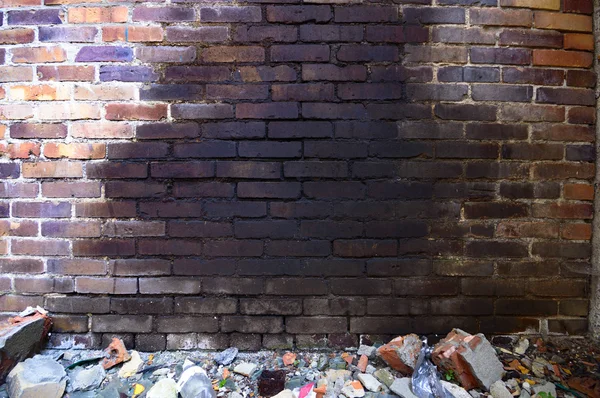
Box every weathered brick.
[272,45,329,62]
[334,6,398,22]
[534,11,592,32]
[267,6,331,22]
[300,25,361,42]
[132,6,194,22]
[75,46,132,62]
[40,26,97,42]
[69,7,128,23]
[564,33,594,50]
[103,26,163,42]
[8,9,62,25]
[11,46,66,63]
[200,7,261,22]
[38,65,94,81]
[470,9,531,26]
[167,26,228,42]
[0,29,35,44]
[106,104,167,121]
[533,50,592,68]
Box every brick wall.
[0,0,596,350]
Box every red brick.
[22,161,83,178]
[11,46,66,63]
[44,143,105,159]
[105,104,167,120]
[564,33,594,50]
[0,29,34,44]
[564,184,594,200]
[201,46,264,63]
[471,9,532,27]
[103,25,163,42]
[562,223,592,240]
[532,203,593,219]
[534,11,592,32]
[533,50,592,68]
[38,65,95,81]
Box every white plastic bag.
[411,338,453,398]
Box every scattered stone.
[178,366,216,398]
[258,370,286,397]
[68,364,105,392]
[365,365,376,375]
[234,362,258,377]
[271,389,294,398]
[7,355,66,398]
[118,350,143,378]
[441,381,471,398]
[285,376,304,390]
[147,378,178,398]
[357,345,377,358]
[489,381,512,398]
[357,374,381,392]
[0,310,52,383]
[341,380,365,398]
[531,357,550,379]
[389,378,418,398]
[101,338,131,370]
[514,339,529,355]
[373,369,394,388]
[357,355,368,373]
[532,381,556,397]
[432,329,504,391]
[215,348,238,366]
[377,334,422,375]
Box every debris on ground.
[0,328,598,397]
[0,308,51,383]
[6,355,66,398]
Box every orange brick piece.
[102,26,163,42]
[432,329,504,390]
[534,11,592,32]
[564,33,594,51]
[500,0,560,9]
[68,6,128,23]
[533,50,592,68]
[11,47,66,64]
[376,334,422,375]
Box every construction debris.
[0,327,597,398]
[0,309,51,383]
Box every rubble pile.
[0,328,597,397]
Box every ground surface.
[1,334,599,397]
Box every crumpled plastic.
[411,338,453,398]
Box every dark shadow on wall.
[0,1,595,350]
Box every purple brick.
[0,163,19,179]
[76,46,133,62]
[39,27,97,42]
[166,26,229,42]
[100,66,159,82]
[200,6,262,22]
[136,46,196,63]
[133,7,195,22]
[8,9,62,25]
